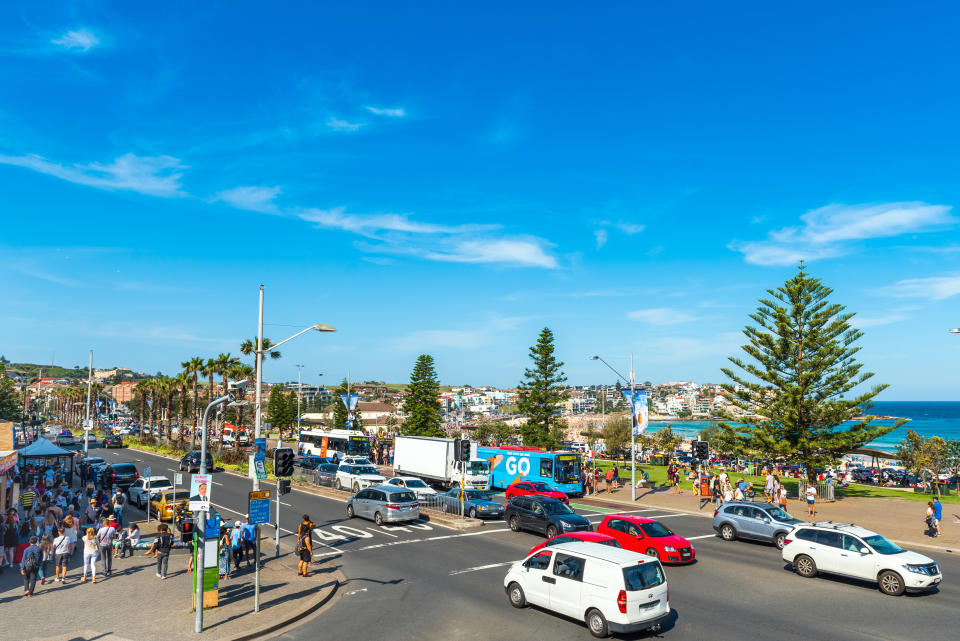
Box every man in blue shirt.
[20,535,42,597]
[933,497,942,537]
[241,518,257,568]
[230,522,244,572]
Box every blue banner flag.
[619,388,649,436]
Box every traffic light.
[694,440,710,460]
[278,479,291,495]
[454,439,471,462]
[274,447,295,477]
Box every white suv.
[335,463,386,493]
[782,522,943,595]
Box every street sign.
[175,472,183,485]
[144,466,152,478]
[249,490,271,525]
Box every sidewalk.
[0,521,342,641]
[577,484,960,552]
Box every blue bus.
[476,446,583,496]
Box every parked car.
[386,476,438,497]
[528,531,621,556]
[150,489,191,522]
[503,541,670,638]
[294,455,330,469]
[597,515,695,564]
[335,463,386,493]
[81,456,107,473]
[505,481,570,504]
[505,496,591,538]
[346,485,419,525]
[55,430,76,446]
[128,475,173,508]
[782,522,942,595]
[439,488,504,519]
[103,463,139,489]
[713,501,805,549]
[102,435,123,449]
[179,450,214,473]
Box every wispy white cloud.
[214,185,281,213]
[13,265,87,288]
[391,314,531,351]
[732,202,956,266]
[627,308,697,325]
[615,222,645,235]
[365,106,406,118]
[875,273,960,300]
[325,117,363,132]
[423,238,557,268]
[0,152,186,197]
[850,313,907,328]
[51,28,100,52]
[594,229,608,249]
[298,206,496,236]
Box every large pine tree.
[402,354,443,437]
[0,372,20,421]
[517,327,568,448]
[719,265,903,481]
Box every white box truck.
[393,435,490,490]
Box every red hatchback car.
[505,481,569,504]
[527,531,621,556]
[597,514,696,564]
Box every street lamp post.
[589,354,638,502]
[84,350,93,455]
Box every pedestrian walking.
[805,483,817,517]
[925,502,936,537]
[38,529,53,585]
[764,471,774,503]
[151,524,173,579]
[219,527,231,580]
[612,464,620,491]
[20,485,36,519]
[20,535,41,597]
[778,485,788,508]
[242,517,257,567]
[112,487,125,527]
[297,514,314,577]
[96,518,116,576]
[933,497,942,537]
[3,512,17,567]
[53,526,70,582]
[81,527,98,583]
[230,521,243,571]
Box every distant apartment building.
[111,381,137,403]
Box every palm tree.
[182,356,205,445]
[226,363,254,432]
[240,337,282,390]
[147,379,159,432]
[203,358,217,404]
[133,380,151,427]
[174,373,191,446]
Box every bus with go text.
[476,446,583,496]
[298,428,371,463]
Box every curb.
[222,571,343,641]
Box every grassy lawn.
[587,459,960,504]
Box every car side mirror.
[859,547,870,554]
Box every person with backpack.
[297,514,314,577]
[96,517,116,577]
[230,522,244,572]
[112,488,126,527]
[241,517,257,568]
[150,524,173,579]
[20,534,42,596]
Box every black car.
[102,435,123,449]
[103,463,139,489]
[179,450,214,473]
[504,496,591,538]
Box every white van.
[503,541,670,638]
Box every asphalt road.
[82,442,960,641]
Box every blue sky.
[1,2,959,399]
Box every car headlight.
[663,546,677,552]
[904,564,937,575]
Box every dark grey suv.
[712,501,804,549]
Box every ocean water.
[641,401,960,453]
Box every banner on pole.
[340,393,359,411]
[619,388,649,436]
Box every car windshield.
[346,438,370,455]
[404,479,429,488]
[467,460,489,474]
[150,480,172,488]
[639,522,673,537]
[766,507,797,522]
[390,491,417,503]
[165,491,190,500]
[531,483,553,492]
[541,501,575,515]
[623,562,665,590]
[464,491,490,500]
[113,465,136,473]
[356,466,379,476]
[556,456,581,483]
[600,538,622,548]
[864,534,905,555]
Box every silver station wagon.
[346,485,420,526]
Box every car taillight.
[617,589,627,614]
[713,509,718,517]
[783,538,792,546]
[386,504,400,509]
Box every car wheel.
[374,512,384,526]
[469,507,477,519]
[794,554,818,578]
[774,532,787,550]
[346,504,354,519]
[509,516,520,532]
[878,570,905,596]
[645,547,659,560]
[335,479,342,491]
[546,525,558,539]
[719,523,737,541]
[353,483,360,493]
[586,608,609,638]
[507,582,527,608]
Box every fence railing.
[797,478,836,502]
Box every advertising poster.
[189,473,212,512]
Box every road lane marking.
[373,528,398,538]
[281,502,293,507]
[570,504,658,514]
[449,561,515,575]
[686,534,717,541]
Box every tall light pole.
[84,350,93,455]
[296,364,304,431]
[316,373,324,416]
[590,354,638,502]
